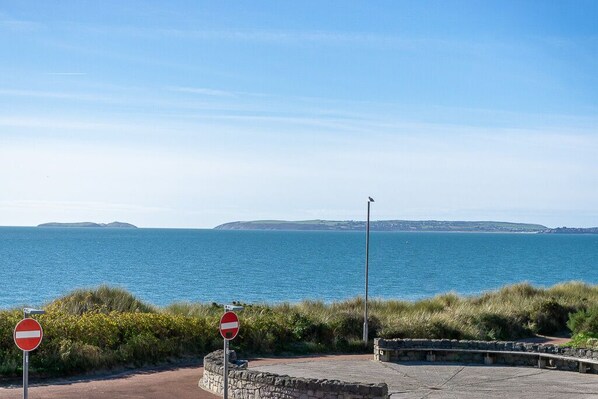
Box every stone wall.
[200,350,389,399]
[375,338,598,373]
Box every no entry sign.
[219,311,239,340]
[14,318,43,352]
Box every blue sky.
[1,1,597,228]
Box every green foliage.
[565,332,598,349]
[46,285,155,315]
[0,305,218,377]
[428,319,466,340]
[1,282,598,378]
[473,313,530,340]
[55,339,107,372]
[567,306,598,335]
[531,299,572,335]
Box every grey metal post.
[223,338,229,399]
[221,304,242,399]
[363,197,373,344]
[23,309,28,399]
[23,351,28,399]
[21,308,44,399]
[23,309,29,399]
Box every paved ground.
[0,366,218,399]
[1,337,589,399]
[253,359,598,399]
[0,355,367,399]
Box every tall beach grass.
[1,282,597,378]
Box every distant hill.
[540,227,598,234]
[38,221,137,228]
[214,220,548,233]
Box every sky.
[1,1,597,228]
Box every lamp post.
[363,196,374,345]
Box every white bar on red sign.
[220,322,239,330]
[15,331,41,339]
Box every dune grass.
[165,281,598,341]
[1,281,597,378]
[44,285,156,315]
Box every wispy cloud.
[0,87,256,114]
[0,115,139,132]
[43,72,88,76]
[58,22,466,50]
[168,86,236,97]
[0,200,172,214]
[0,89,101,101]
[155,28,420,47]
[0,14,40,32]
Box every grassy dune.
[1,282,597,378]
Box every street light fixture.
[23,308,45,317]
[363,196,374,345]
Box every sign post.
[15,308,45,399]
[220,305,242,399]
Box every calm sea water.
[1,227,597,308]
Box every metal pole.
[23,351,28,399]
[20,307,43,399]
[363,200,371,344]
[223,338,228,399]
[23,309,28,399]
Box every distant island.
[541,227,598,234]
[215,220,548,233]
[37,221,137,228]
[214,220,598,234]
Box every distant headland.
[214,220,598,234]
[37,221,137,228]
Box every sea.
[1,227,597,309]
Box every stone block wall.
[200,350,389,399]
[375,338,598,373]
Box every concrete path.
[253,359,598,399]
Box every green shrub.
[288,312,333,344]
[474,313,531,340]
[0,310,219,377]
[330,312,363,339]
[498,282,539,299]
[56,339,107,372]
[531,299,572,335]
[1,282,598,378]
[428,319,465,340]
[565,332,598,349]
[46,285,155,315]
[567,306,598,335]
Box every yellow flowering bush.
[0,310,219,377]
[2,282,598,378]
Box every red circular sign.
[219,311,239,340]
[14,318,43,351]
